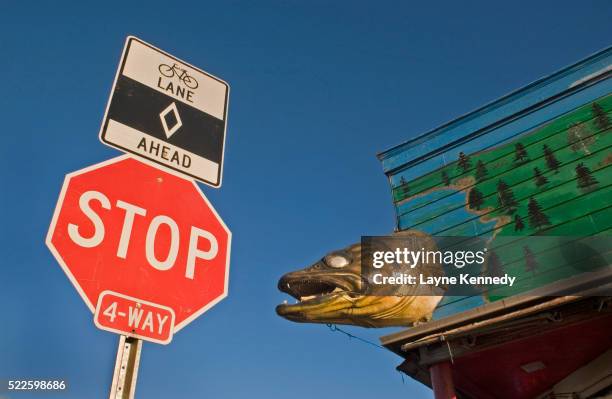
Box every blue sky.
[1,1,611,398]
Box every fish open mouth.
[278,276,351,304]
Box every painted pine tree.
[487,250,505,278]
[543,144,560,173]
[567,122,594,154]
[398,176,410,197]
[523,246,538,275]
[527,197,551,231]
[575,162,598,190]
[468,187,484,210]
[514,214,525,232]
[475,160,488,182]
[592,102,610,132]
[514,143,529,163]
[441,170,450,186]
[496,180,518,213]
[457,152,472,173]
[533,167,549,187]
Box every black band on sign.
[107,76,225,164]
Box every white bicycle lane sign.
[99,36,230,188]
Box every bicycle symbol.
[158,63,199,89]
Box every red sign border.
[45,154,232,333]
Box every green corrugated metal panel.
[378,48,612,318]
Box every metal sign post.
[109,336,143,399]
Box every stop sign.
[46,155,231,342]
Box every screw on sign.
[46,155,231,344]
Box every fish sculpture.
[276,230,446,328]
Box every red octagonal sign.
[46,155,231,344]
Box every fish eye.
[324,253,351,268]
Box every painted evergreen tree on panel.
[524,246,538,276]
[527,197,551,231]
[398,176,410,197]
[475,160,488,182]
[468,187,484,210]
[575,163,598,190]
[457,152,472,173]
[514,143,529,163]
[533,167,549,187]
[567,122,594,154]
[487,250,505,278]
[514,214,525,232]
[543,145,560,173]
[496,180,518,213]
[592,102,610,132]
[441,171,450,186]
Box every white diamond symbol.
[159,102,182,139]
